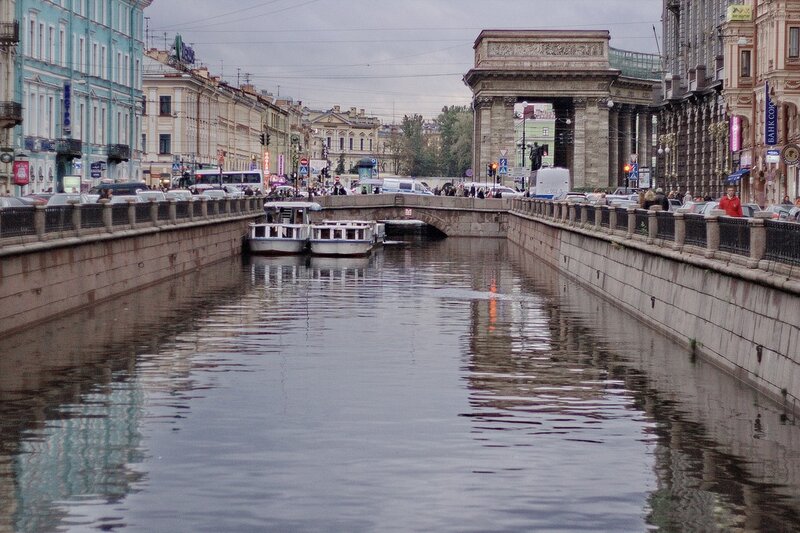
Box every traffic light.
[259,133,266,145]
[265,133,271,146]
[490,161,498,177]
[623,163,632,174]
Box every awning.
[725,169,750,185]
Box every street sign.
[782,144,800,165]
[500,149,508,157]
[91,162,102,170]
[499,157,509,175]
[299,165,309,176]
[766,149,780,163]
[91,171,101,178]
[172,162,181,172]
[300,157,309,166]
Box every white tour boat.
[308,221,378,256]
[248,201,321,255]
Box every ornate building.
[305,106,380,178]
[722,0,800,205]
[657,0,730,198]
[12,0,153,194]
[0,0,21,195]
[142,47,289,185]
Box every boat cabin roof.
[264,201,322,211]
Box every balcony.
[107,143,130,162]
[0,21,19,45]
[0,102,22,128]
[56,138,82,158]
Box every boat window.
[254,226,265,238]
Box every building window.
[326,136,331,148]
[790,27,800,59]
[740,49,752,78]
[142,134,146,152]
[142,96,147,115]
[349,137,353,151]
[339,137,344,150]
[158,134,171,154]
[159,95,172,116]
[360,138,364,151]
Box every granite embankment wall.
[0,214,258,338]
[508,206,800,412]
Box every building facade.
[0,1,21,195]
[12,0,151,194]
[305,106,380,178]
[141,47,289,187]
[657,0,730,198]
[722,0,800,205]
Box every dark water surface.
[1,238,799,532]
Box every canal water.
[0,238,799,532]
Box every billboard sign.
[730,115,742,152]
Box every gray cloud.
[145,0,662,121]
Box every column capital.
[473,96,493,109]
[502,96,517,108]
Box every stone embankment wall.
[508,208,800,413]
[0,217,256,338]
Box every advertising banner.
[730,115,742,152]
[12,160,30,185]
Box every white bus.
[191,169,265,191]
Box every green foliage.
[397,106,473,177]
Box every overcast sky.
[144,0,663,123]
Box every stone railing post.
[608,206,617,234]
[580,204,588,226]
[168,200,177,224]
[648,205,662,243]
[626,206,637,238]
[102,201,113,231]
[224,198,232,215]
[561,201,569,223]
[71,202,82,235]
[188,200,195,222]
[201,197,209,218]
[673,211,686,249]
[34,205,46,238]
[127,200,135,226]
[705,209,724,257]
[749,212,772,265]
[568,203,576,225]
[149,198,159,225]
[594,204,602,229]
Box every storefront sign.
[12,160,30,185]
[765,82,778,146]
[263,151,270,174]
[63,83,72,136]
[727,5,752,22]
[730,116,742,152]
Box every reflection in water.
[0,241,799,531]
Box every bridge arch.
[464,30,659,190]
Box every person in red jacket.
[719,186,743,217]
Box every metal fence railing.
[615,207,628,231]
[634,209,649,236]
[718,217,750,256]
[684,214,707,247]
[656,211,675,241]
[0,198,260,243]
[600,208,610,228]
[765,220,800,265]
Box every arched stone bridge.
[312,194,511,237]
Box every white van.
[530,167,571,199]
[381,178,433,195]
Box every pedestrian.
[477,188,485,199]
[683,191,692,204]
[781,195,792,205]
[655,187,669,210]
[469,184,476,197]
[795,197,800,207]
[719,186,743,217]
[642,189,657,209]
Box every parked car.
[789,207,800,222]
[108,194,143,204]
[668,199,682,212]
[165,189,195,201]
[0,196,29,208]
[681,201,707,214]
[741,203,761,218]
[763,205,793,220]
[487,185,523,198]
[698,201,720,215]
[137,190,167,202]
[201,189,228,200]
[88,182,149,196]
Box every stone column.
[748,212,771,266]
[473,96,493,181]
[619,106,633,179]
[705,210,723,257]
[608,107,619,187]
[71,203,82,236]
[594,99,611,189]
[572,98,587,189]
[674,210,686,249]
[638,110,652,178]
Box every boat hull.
[309,239,374,257]
[249,238,308,255]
